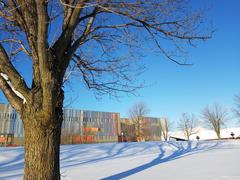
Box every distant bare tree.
[178,113,198,140]
[233,94,240,123]
[160,117,171,141]
[202,104,228,139]
[128,102,149,141]
[158,120,163,141]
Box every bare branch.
[178,113,198,140]
[67,7,98,57]
[0,9,15,21]
[0,43,30,101]
[53,0,90,56]
[0,76,22,112]
[0,39,31,56]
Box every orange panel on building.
[0,137,7,143]
[84,127,100,132]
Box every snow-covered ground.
[170,127,240,140]
[0,140,240,180]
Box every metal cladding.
[0,104,163,145]
[0,104,23,137]
[0,104,120,145]
[62,109,120,143]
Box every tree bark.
[23,104,63,180]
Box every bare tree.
[160,117,171,141]
[178,113,198,140]
[128,102,149,141]
[0,1,212,179]
[233,94,240,123]
[202,104,228,139]
[158,119,163,141]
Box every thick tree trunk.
[23,106,63,180]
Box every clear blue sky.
[1,0,240,127]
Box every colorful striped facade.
[61,109,120,144]
[0,104,120,145]
[0,104,163,145]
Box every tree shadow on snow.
[0,148,24,179]
[0,140,223,179]
[60,142,152,168]
[101,141,222,180]
[0,150,24,173]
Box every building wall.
[144,117,162,141]
[0,104,23,137]
[120,118,136,141]
[0,104,163,145]
[120,117,162,142]
[0,104,120,145]
[0,104,12,134]
[62,109,120,144]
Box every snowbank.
[170,127,240,140]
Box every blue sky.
[1,0,240,127]
[64,0,240,121]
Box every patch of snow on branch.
[0,73,9,80]
[0,73,26,104]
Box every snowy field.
[170,127,240,141]
[0,140,240,180]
